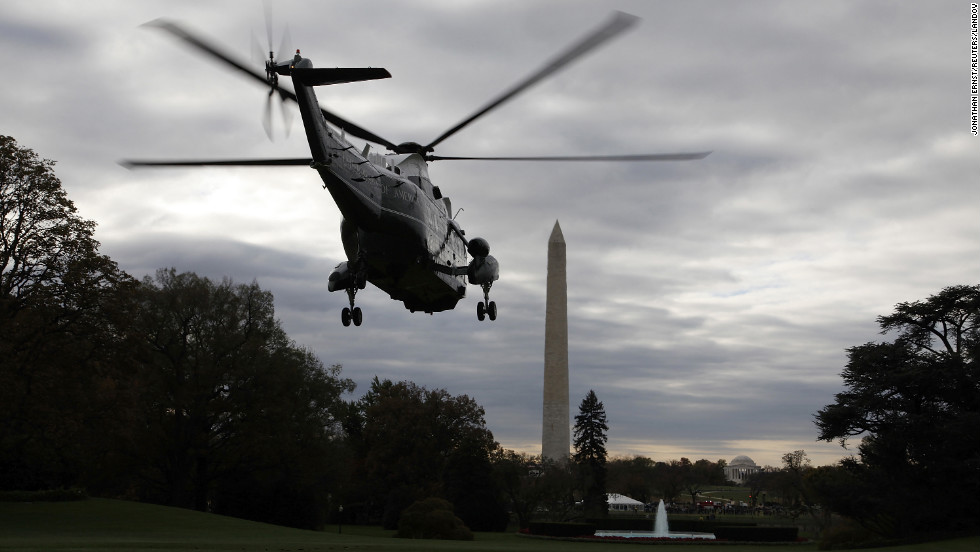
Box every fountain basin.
[594,530,716,540]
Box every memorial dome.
[730,455,757,467]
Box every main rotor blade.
[426,152,712,162]
[143,19,399,150]
[423,11,640,152]
[121,158,313,169]
[145,19,274,90]
[318,107,398,151]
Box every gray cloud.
[2,0,976,467]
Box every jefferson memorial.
[724,455,760,484]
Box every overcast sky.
[3,0,977,468]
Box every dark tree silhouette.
[493,451,576,526]
[126,269,355,528]
[343,377,502,529]
[573,389,608,517]
[815,285,980,536]
[1,135,135,491]
[605,455,656,505]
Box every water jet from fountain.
[593,498,715,540]
[653,499,669,537]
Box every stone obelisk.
[542,220,570,461]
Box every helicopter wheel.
[342,307,352,327]
[477,301,497,322]
[352,306,363,326]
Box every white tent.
[607,493,645,512]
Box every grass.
[1,498,977,552]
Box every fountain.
[653,499,670,537]
[593,499,716,540]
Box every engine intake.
[467,254,499,285]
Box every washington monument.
[542,220,570,461]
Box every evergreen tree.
[573,390,608,517]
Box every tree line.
[0,136,504,530]
[0,134,720,530]
[3,136,977,540]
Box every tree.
[651,460,685,505]
[492,450,539,528]
[343,377,501,529]
[124,269,355,528]
[744,470,768,508]
[607,455,656,504]
[678,458,704,510]
[1,135,136,490]
[815,285,980,535]
[573,389,608,518]
[443,437,509,531]
[493,451,576,527]
[678,457,727,510]
[209,351,354,529]
[802,464,850,535]
[775,450,813,521]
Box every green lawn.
[1,498,976,552]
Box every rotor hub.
[393,141,432,155]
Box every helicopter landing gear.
[341,306,363,327]
[341,283,363,327]
[476,282,497,322]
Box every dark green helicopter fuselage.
[290,57,477,313]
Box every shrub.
[396,497,473,541]
[818,519,882,550]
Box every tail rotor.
[254,12,293,140]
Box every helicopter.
[124,11,709,327]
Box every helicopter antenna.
[453,208,464,220]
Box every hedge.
[669,519,757,532]
[713,526,799,542]
[587,517,653,531]
[527,521,596,538]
